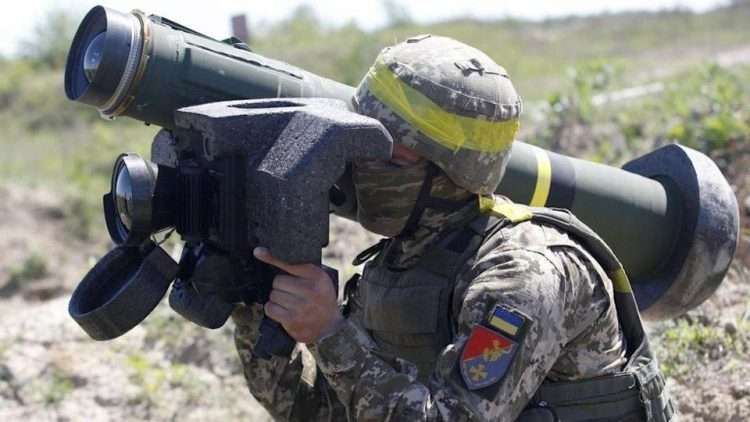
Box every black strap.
[528,374,645,421]
[352,239,389,266]
[396,162,440,239]
[514,206,672,421]
[341,273,361,318]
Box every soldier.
[233,35,674,421]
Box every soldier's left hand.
[253,247,344,344]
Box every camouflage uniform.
[233,35,673,421]
[234,193,632,421]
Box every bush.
[17,9,77,69]
[656,318,750,379]
[529,62,750,166]
[1,254,49,297]
[8,253,48,285]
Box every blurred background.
[1,1,749,420]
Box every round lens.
[114,166,133,230]
[83,32,106,83]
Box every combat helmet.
[354,34,522,195]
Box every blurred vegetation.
[529,61,750,165]
[0,8,153,240]
[8,254,48,285]
[250,2,750,99]
[41,365,76,405]
[1,2,749,238]
[656,316,750,379]
[17,9,77,69]
[1,253,49,297]
[127,353,189,403]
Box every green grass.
[526,60,750,166]
[0,62,154,241]
[250,5,750,100]
[43,366,75,405]
[8,254,48,284]
[656,318,750,379]
[127,353,168,398]
[2,253,49,296]
[126,350,207,406]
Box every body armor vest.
[354,200,675,421]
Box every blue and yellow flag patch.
[488,306,527,338]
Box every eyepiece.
[114,164,135,230]
[103,153,177,246]
[104,153,159,245]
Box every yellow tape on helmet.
[365,61,519,153]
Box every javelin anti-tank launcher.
[65,6,739,356]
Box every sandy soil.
[0,181,748,421]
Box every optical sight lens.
[115,166,133,230]
[83,32,106,83]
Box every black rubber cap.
[69,242,178,340]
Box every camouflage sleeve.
[232,304,347,422]
[308,247,591,421]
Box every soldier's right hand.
[253,247,344,344]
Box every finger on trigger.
[253,247,284,268]
[254,247,300,275]
[255,247,326,280]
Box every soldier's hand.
[253,247,344,344]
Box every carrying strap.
[479,195,673,422]
[479,195,646,358]
[353,239,389,266]
[479,195,533,223]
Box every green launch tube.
[65,6,739,319]
[498,144,681,280]
[65,6,353,129]
[497,143,738,319]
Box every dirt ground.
[649,261,750,421]
[0,181,748,421]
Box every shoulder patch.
[460,325,518,390]
[487,305,529,339]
